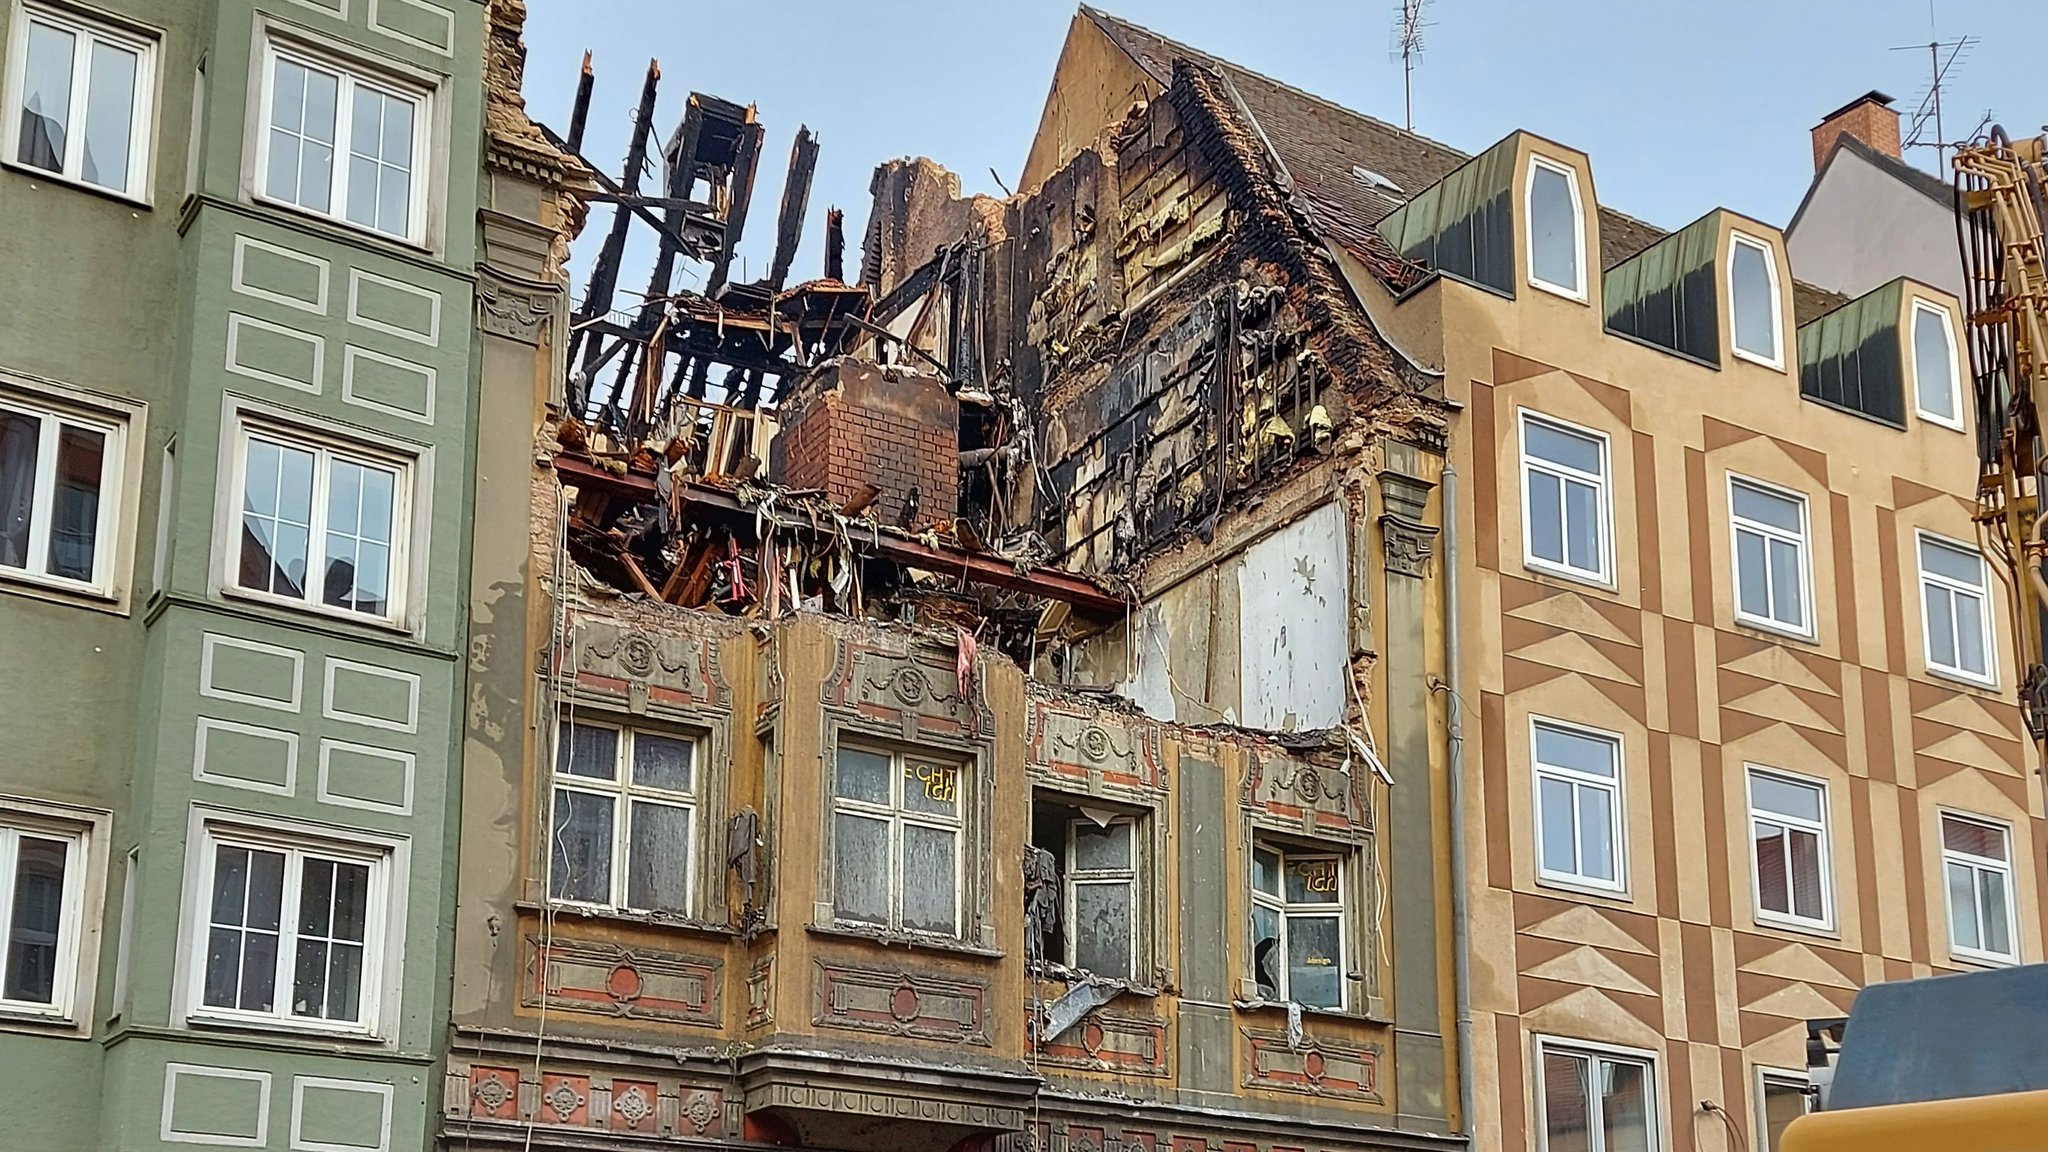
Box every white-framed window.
[1729,231,1783,368]
[1728,476,1812,637]
[189,825,389,1034]
[228,421,411,625]
[1535,1037,1658,1152]
[1532,719,1624,892]
[1941,812,2017,964]
[1746,768,1832,931]
[4,1,156,200]
[1911,298,1963,429]
[0,392,125,596]
[547,719,697,916]
[1520,411,1612,585]
[1917,532,1995,685]
[254,37,429,243]
[1755,1067,1813,1152]
[1250,842,1347,1009]
[0,818,88,1019]
[1527,155,1586,301]
[830,744,963,939]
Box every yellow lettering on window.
[906,762,957,803]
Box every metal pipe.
[1442,462,1475,1140]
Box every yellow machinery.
[1956,128,2048,746]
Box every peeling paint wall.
[1236,501,1348,729]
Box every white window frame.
[1533,1035,1662,1152]
[829,744,965,940]
[1,0,158,202]
[1063,816,1138,980]
[1916,530,1997,687]
[1728,231,1785,369]
[1518,409,1614,587]
[1526,154,1587,302]
[251,35,430,245]
[1727,474,1814,639]
[0,390,126,598]
[1910,297,1964,430]
[1754,1066,1813,1152]
[222,417,414,628]
[1940,811,2019,965]
[1249,841,1350,1011]
[1744,766,1834,933]
[0,816,89,1020]
[184,822,391,1037]
[1531,717,1627,894]
[546,718,699,917]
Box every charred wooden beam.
[766,127,819,291]
[825,207,845,283]
[567,59,662,410]
[710,120,763,295]
[565,50,595,153]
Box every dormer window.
[1911,299,1962,429]
[1729,232,1782,367]
[1526,156,1584,300]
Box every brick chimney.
[771,361,958,529]
[1812,90,1901,171]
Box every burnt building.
[443,6,1462,1152]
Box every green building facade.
[0,0,484,1147]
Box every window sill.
[1534,874,1631,904]
[516,899,741,939]
[1,159,153,210]
[1732,615,1819,646]
[1751,914,1838,941]
[1231,997,1387,1027]
[1732,346,1787,374]
[1521,559,1619,596]
[1948,948,2020,970]
[0,567,127,615]
[184,1011,383,1044]
[806,921,1003,960]
[1529,277,1588,305]
[1915,409,1966,433]
[1924,665,1999,694]
[1027,961,1160,997]
[0,1005,86,1038]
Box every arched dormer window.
[1527,156,1585,301]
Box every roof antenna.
[1890,1,1977,173]
[1392,0,1431,132]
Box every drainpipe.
[1441,463,1475,1141]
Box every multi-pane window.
[1527,156,1584,299]
[1537,1039,1657,1152]
[1250,843,1346,1009]
[6,3,155,198]
[548,721,697,916]
[0,395,122,593]
[1756,1069,1813,1152]
[1747,769,1831,930]
[1029,799,1143,980]
[233,426,406,621]
[192,830,385,1031]
[1729,232,1782,366]
[258,43,425,242]
[1918,534,1994,684]
[831,746,962,938]
[1729,478,1810,636]
[1533,720,1623,891]
[1942,813,2016,963]
[0,821,85,1018]
[1521,412,1611,584]
[1911,299,1962,428]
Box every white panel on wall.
[231,236,330,315]
[161,1063,272,1147]
[200,633,305,713]
[193,717,300,796]
[1236,500,1349,731]
[322,658,421,733]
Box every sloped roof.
[1081,6,1846,322]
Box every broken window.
[831,745,962,938]
[0,394,120,593]
[1250,842,1348,1009]
[548,720,698,917]
[1030,798,1140,980]
[231,422,408,622]
[190,824,388,1033]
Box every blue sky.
[520,0,2048,294]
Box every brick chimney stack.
[1812,90,1901,171]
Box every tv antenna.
[1392,0,1431,132]
[1891,22,1977,172]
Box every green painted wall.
[0,0,484,1148]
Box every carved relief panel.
[820,636,993,743]
[812,961,991,1046]
[1239,750,1371,843]
[522,934,722,1028]
[1026,696,1166,796]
